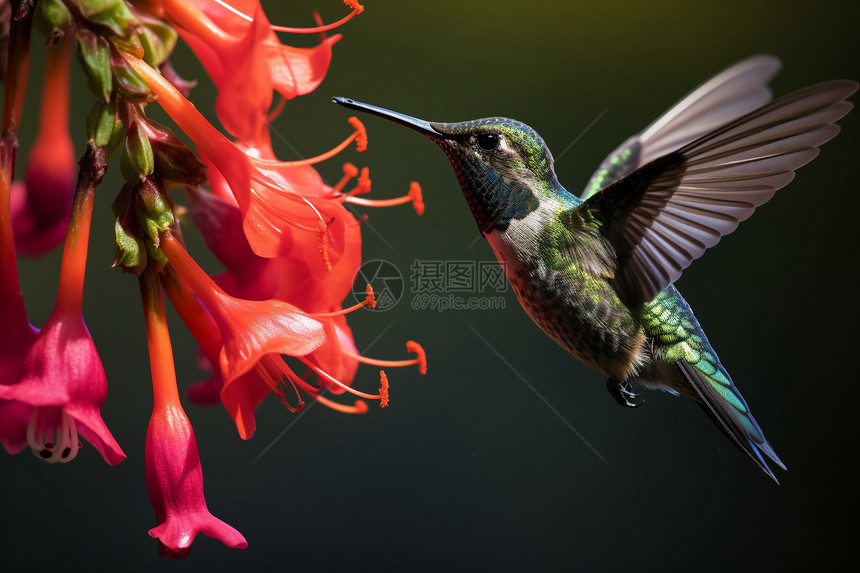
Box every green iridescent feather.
[641,287,785,479]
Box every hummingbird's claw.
[606,377,645,408]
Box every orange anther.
[349,117,367,152]
[409,182,424,215]
[379,371,389,408]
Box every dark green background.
[3,1,859,570]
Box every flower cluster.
[0,0,425,559]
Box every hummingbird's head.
[333,97,560,234]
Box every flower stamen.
[269,1,365,34]
[317,220,332,270]
[250,117,366,168]
[26,407,81,464]
[209,0,365,34]
[299,358,384,401]
[345,181,424,215]
[255,356,306,413]
[333,163,360,192]
[311,394,369,414]
[310,285,375,317]
[342,340,427,374]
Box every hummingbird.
[334,56,856,482]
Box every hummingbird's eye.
[475,132,500,152]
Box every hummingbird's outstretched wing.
[578,80,856,307]
[580,55,781,201]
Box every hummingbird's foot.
[606,377,644,408]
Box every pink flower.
[141,270,246,558]
[0,398,31,454]
[146,399,247,558]
[0,140,123,464]
[0,308,125,464]
[0,291,38,456]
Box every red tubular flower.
[0,150,124,464]
[123,50,368,261]
[141,269,246,559]
[10,36,75,255]
[159,231,326,385]
[160,230,376,436]
[159,0,340,144]
[1,0,429,558]
[186,182,360,307]
[125,5,427,436]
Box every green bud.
[77,29,112,101]
[138,16,178,68]
[86,100,125,159]
[138,119,208,186]
[111,184,147,274]
[121,120,155,181]
[34,0,72,44]
[135,177,175,245]
[69,0,138,38]
[113,218,148,274]
[111,41,155,102]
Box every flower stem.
[140,267,181,409]
[2,0,33,139]
[55,144,107,314]
[0,1,34,303]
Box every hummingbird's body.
[486,186,646,381]
[334,56,857,482]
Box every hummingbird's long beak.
[332,97,446,140]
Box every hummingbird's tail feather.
[642,287,785,482]
[675,359,786,483]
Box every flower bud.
[135,176,175,245]
[77,28,112,100]
[69,0,138,38]
[121,119,155,181]
[114,217,148,273]
[138,13,177,68]
[34,0,72,44]
[111,39,154,102]
[86,99,125,158]
[138,118,207,186]
[111,183,147,273]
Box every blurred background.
[3,0,859,570]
